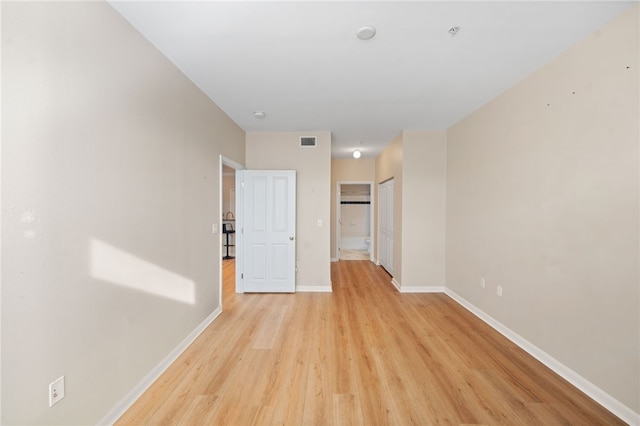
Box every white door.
[239,170,296,293]
[378,179,394,274]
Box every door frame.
[378,178,394,275]
[335,181,374,262]
[219,155,244,305]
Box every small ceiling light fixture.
[353,149,362,159]
[448,26,460,36]
[253,111,266,119]
[356,25,376,40]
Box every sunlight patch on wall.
[90,239,196,304]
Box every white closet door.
[378,179,394,275]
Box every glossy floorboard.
[116,260,623,425]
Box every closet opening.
[336,181,374,261]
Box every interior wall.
[374,134,403,283]
[222,168,236,257]
[446,5,639,413]
[2,2,245,424]
[330,158,375,259]
[222,167,236,218]
[245,132,332,289]
[401,130,447,289]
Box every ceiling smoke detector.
[356,26,376,40]
[253,111,265,119]
[448,26,460,35]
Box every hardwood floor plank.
[116,259,625,426]
[251,303,288,349]
[301,296,334,425]
[332,393,364,426]
[175,395,218,426]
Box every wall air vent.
[300,136,317,147]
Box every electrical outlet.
[49,376,65,407]
[480,278,485,288]
[497,285,503,297]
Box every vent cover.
[300,136,317,147]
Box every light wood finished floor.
[116,260,623,425]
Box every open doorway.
[336,181,374,261]
[219,156,243,309]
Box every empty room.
[1,1,638,425]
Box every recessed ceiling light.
[253,111,265,119]
[353,149,361,159]
[356,26,376,41]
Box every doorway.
[336,181,374,262]
[220,156,243,308]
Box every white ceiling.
[109,1,633,159]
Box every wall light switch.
[212,224,218,234]
[317,219,322,227]
[497,285,503,297]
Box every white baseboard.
[97,307,223,425]
[296,285,332,292]
[97,285,638,426]
[400,286,446,293]
[444,289,640,426]
[391,278,401,292]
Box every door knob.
[289,236,295,241]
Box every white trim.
[235,170,244,293]
[444,289,640,426]
[220,156,244,171]
[400,286,446,293]
[331,257,339,262]
[391,278,401,292]
[296,285,332,292]
[97,307,222,426]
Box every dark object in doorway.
[223,223,235,259]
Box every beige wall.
[446,5,639,413]
[401,130,447,289]
[245,132,332,289]
[222,172,236,217]
[2,2,245,424]
[330,159,375,259]
[375,134,403,283]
